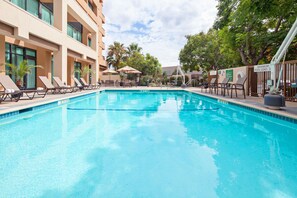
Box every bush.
[168,76,189,86]
[139,75,153,86]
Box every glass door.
[25,58,36,89]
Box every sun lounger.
[80,78,99,89]
[0,91,6,103]
[39,76,66,94]
[230,76,247,99]
[53,76,78,93]
[0,75,46,101]
[73,77,90,90]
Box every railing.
[251,60,297,100]
[67,24,82,42]
[10,0,53,25]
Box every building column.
[53,46,67,83]
[91,32,97,51]
[0,35,5,74]
[91,60,99,84]
[67,57,75,86]
[53,0,67,33]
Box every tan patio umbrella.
[102,68,118,80]
[117,66,141,74]
[127,70,142,74]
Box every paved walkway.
[187,88,297,120]
[1,87,297,120]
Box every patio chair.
[115,80,120,87]
[73,77,87,90]
[230,76,247,99]
[208,78,217,94]
[39,76,66,94]
[105,80,115,87]
[123,80,132,87]
[293,93,297,102]
[217,77,230,96]
[200,81,208,92]
[53,76,78,93]
[0,75,46,101]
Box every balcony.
[101,13,106,24]
[99,55,107,67]
[67,23,82,43]
[99,41,105,50]
[100,26,105,37]
[10,0,53,25]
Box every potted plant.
[74,65,94,83]
[4,60,43,88]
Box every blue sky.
[103,0,218,66]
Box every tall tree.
[121,51,162,76]
[126,43,143,58]
[214,0,297,65]
[107,41,126,69]
[179,29,241,72]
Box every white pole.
[270,17,297,89]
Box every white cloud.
[103,0,218,66]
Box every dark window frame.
[88,1,94,11]
[5,43,37,89]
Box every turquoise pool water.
[0,91,297,197]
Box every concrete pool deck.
[1,87,297,121]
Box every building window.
[5,43,37,89]
[41,4,54,25]
[88,1,94,11]
[88,37,92,47]
[10,0,53,25]
[67,23,82,43]
[74,62,82,80]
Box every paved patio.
[1,87,297,120]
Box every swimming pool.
[0,90,296,197]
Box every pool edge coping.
[0,88,296,123]
[0,89,101,119]
[185,89,297,123]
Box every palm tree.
[4,60,43,87]
[74,65,94,79]
[107,41,126,70]
[126,43,142,57]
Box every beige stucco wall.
[100,75,121,81]
[36,49,52,87]
[0,0,103,84]
[0,35,5,75]
[216,66,249,95]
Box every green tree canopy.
[107,41,126,69]
[179,29,241,72]
[126,43,143,58]
[107,41,162,76]
[180,0,297,71]
[214,0,297,65]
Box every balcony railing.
[67,24,82,42]
[10,0,53,25]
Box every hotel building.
[0,0,106,89]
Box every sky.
[103,0,218,67]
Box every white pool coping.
[0,87,297,122]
